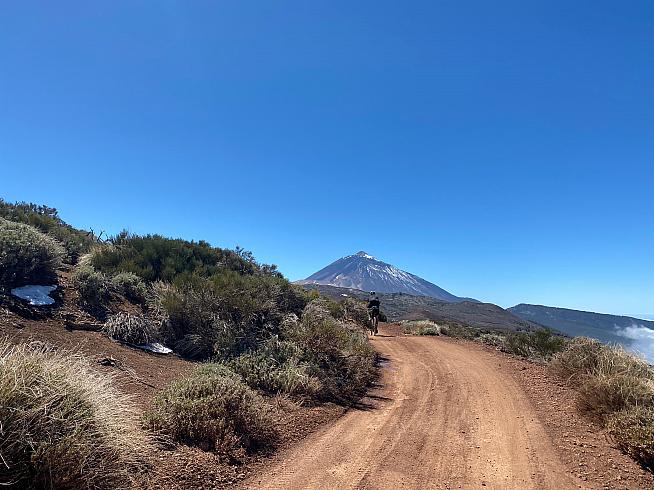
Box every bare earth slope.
[244,324,651,490]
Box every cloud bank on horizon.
[615,324,654,364]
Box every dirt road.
[246,324,580,489]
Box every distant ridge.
[508,304,654,346]
[297,251,474,302]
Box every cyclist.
[367,291,381,335]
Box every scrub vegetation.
[0,200,379,487]
[0,218,65,288]
[0,340,148,489]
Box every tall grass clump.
[0,340,147,489]
[552,338,654,469]
[606,407,654,469]
[145,364,277,456]
[103,312,161,345]
[503,329,567,359]
[403,320,442,336]
[0,218,65,287]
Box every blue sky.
[1,1,652,316]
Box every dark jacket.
[367,297,380,310]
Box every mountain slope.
[509,304,654,348]
[297,252,472,302]
[302,284,540,332]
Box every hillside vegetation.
[0,200,378,486]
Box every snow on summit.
[297,252,472,303]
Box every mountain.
[508,304,654,349]
[302,284,542,332]
[297,251,473,302]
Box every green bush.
[0,218,65,287]
[284,302,377,402]
[341,298,372,327]
[90,233,278,282]
[0,199,94,263]
[144,364,277,455]
[103,313,161,345]
[151,272,307,360]
[503,329,567,359]
[438,323,480,339]
[606,406,654,469]
[229,338,322,398]
[111,272,147,303]
[0,340,147,489]
[71,266,111,315]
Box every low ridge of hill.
[302,284,541,332]
[297,252,475,302]
[509,304,654,354]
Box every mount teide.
[296,251,473,303]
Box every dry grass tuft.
[552,337,654,469]
[103,312,161,345]
[0,339,149,489]
[402,320,442,336]
[606,406,654,469]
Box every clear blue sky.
[1,1,652,315]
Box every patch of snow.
[135,342,173,355]
[341,293,349,297]
[11,285,57,306]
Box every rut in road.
[244,323,582,490]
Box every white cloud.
[615,324,654,364]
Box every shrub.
[438,323,480,339]
[341,298,371,327]
[551,338,654,469]
[0,199,94,263]
[103,313,160,345]
[551,338,654,382]
[0,340,147,489]
[151,272,307,360]
[0,218,65,287]
[284,302,377,402]
[112,272,147,303]
[71,266,111,315]
[503,329,567,360]
[90,233,278,282]
[403,320,441,336]
[606,407,654,469]
[144,364,277,455]
[576,375,654,418]
[229,338,322,398]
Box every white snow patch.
[615,324,654,364]
[11,285,57,306]
[135,342,173,355]
[341,293,349,297]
